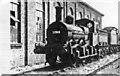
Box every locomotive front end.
[34,20,85,65]
[44,21,69,56]
[47,22,68,45]
[46,21,84,54]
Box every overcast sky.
[84,0,119,29]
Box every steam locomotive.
[34,16,119,66]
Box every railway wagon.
[103,27,119,53]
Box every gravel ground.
[10,52,120,75]
[26,53,119,74]
[57,54,119,74]
[96,57,120,75]
[10,63,50,74]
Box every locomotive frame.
[34,17,120,66]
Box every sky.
[84,0,119,29]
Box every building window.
[80,12,82,19]
[10,0,20,44]
[10,11,16,25]
[97,17,101,22]
[76,12,82,20]
[93,18,95,21]
[70,8,73,15]
[68,7,73,16]
[36,0,44,42]
[87,15,89,19]
[76,12,80,20]
[96,24,99,31]
[70,7,73,15]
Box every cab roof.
[75,18,94,27]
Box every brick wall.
[10,0,103,67]
[10,0,46,67]
[27,0,45,65]
[10,0,25,67]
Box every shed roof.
[75,18,94,27]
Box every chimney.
[55,6,63,21]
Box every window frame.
[70,7,73,15]
[10,0,21,49]
[35,0,44,42]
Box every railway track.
[50,52,119,75]
[11,52,120,75]
[86,56,120,76]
